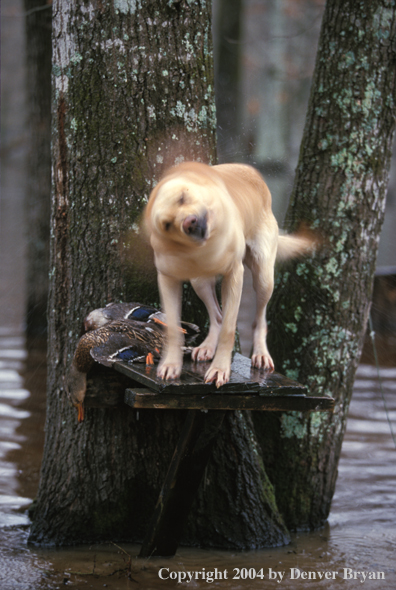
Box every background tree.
[239,0,326,222]
[29,0,288,547]
[24,0,52,338]
[213,0,243,162]
[260,0,396,529]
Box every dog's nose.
[182,215,198,233]
[182,214,207,240]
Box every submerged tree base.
[29,403,290,550]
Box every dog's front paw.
[192,343,216,362]
[157,359,182,381]
[204,364,230,388]
[251,351,274,372]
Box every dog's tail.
[276,225,319,261]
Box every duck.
[84,302,164,331]
[65,319,165,423]
[66,304,200,422]
[84,301,200,343]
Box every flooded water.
[0,327,395,590]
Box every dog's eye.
[164,221,172,231]
[179,192,185,205]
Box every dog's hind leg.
[245,243,276,371]
[190,277,222,361]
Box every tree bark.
[29,0,288,548]
[258,0,396,530]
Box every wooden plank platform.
[114,353,307,395]
[111,352,334,558]
[115,353,334,413]
[85,352,285,409]
[124,388,334,412]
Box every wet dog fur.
[144,161,313,387]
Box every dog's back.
[213,163,276,243]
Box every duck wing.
[89,320,164,367]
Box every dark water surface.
[0,328,395,590]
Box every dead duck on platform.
[84,302,200,346]
[84,302,166,331]
[66,304,200,422]
[84,301,200,341]
[66,319,165,423]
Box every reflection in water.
[0,330,395,589]
[0,330,31,532]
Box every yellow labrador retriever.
[144,161,313,387]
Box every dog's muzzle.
[182,214,208,241]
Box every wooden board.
[114,352,307,396]
[124,387,334,412]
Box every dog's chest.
[154,244,239,280]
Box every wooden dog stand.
[110,353,334,558]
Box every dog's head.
[145,162,225,248]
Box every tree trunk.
[24,0,52,337]
[213,0,243,162]
[258,0,396,530]
[29,0,288,548]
